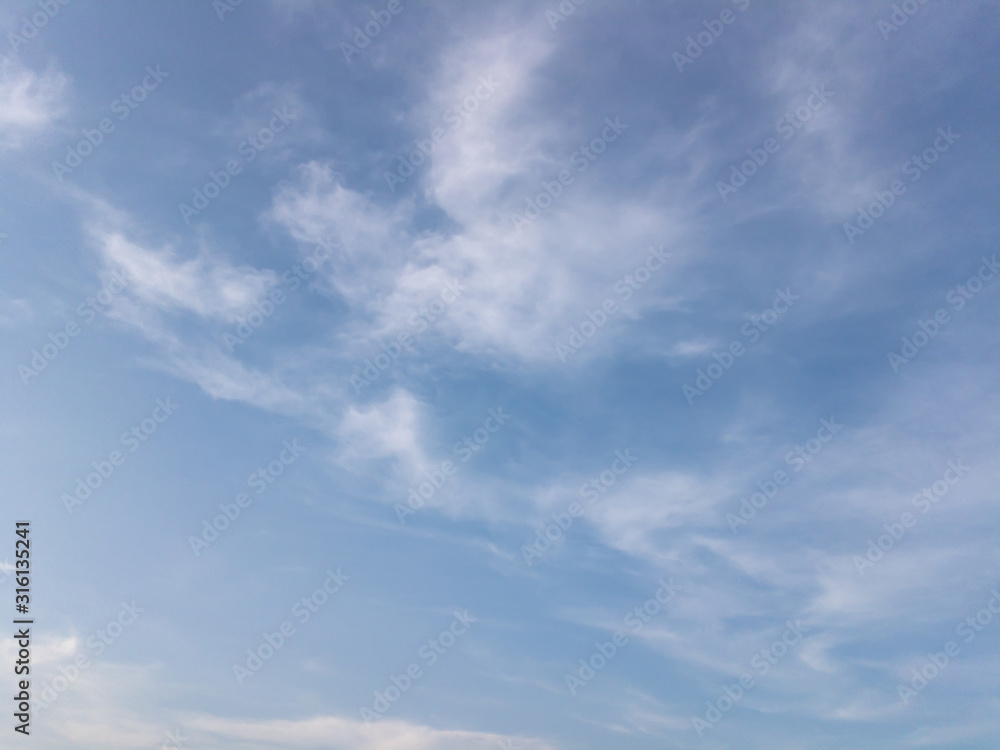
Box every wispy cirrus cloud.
[0,57,67,147]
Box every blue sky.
[1,1,999,748]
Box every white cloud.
[589,472,729,547]
[185,713,558,750]
[0,295,32,327]
[98,231,278,323]
[3,630,560,750]
[155,346,309,412]
[268,161,416,309]
[71,219,317,417]
[266,21,691,364]
[0,57,66,146]
[0,633,77,667]
[337,389,427,474]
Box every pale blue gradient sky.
[1,1,999,748]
